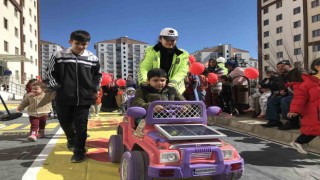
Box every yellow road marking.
[2,123,24,130]
[23,125,30,129]
[46,123,59,129]
[37,117,123,180]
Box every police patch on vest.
[176,58,180,64]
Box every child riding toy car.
[108,101,244,180]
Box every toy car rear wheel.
[108,135,124,163]
[120,151,146,180]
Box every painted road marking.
[27,118,122,180]
[22,128,64,180]
[2,123,24,130]
[45,123,59,129]
[22,125,31,129]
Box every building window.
[264,7,268,14]
[264,43,269,49]
[263,0,268,2]
[277,51,283,58]
[35,30,37,37]
[264,19,269,26]
[29,8,32,16]
[313,29,320,37]
[294,34,301,41]
[4,0,8,6]
[15,27,19,37]
[100,44,104,47]
[293,7,301,15]
[30,40,33,48]
[23,34,26,43]
[312,14,320,22]
[30,56,33,64]
[276,26,283,34]
[276,2,282,8]
[311,0,319,8]
[264,31,269,37]
[15,47,19,55]
[4,18,8,29]
[313,44,320,52]
[14,8,18,17]
[34,15,37,22]
[4,41,9,52]
[276,14,282,21]
[264,54,269,60]
[35,44,37,51]
[293,20,301,28]
[29,24,32,32]
[294,48,302,55]
[276,39,283,46]
[34,0,36,8]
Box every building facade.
[40,40,63,78]
[94,37,148,80]
[193,44,252,67]
[258,0,320,74]
[0,0,40,84]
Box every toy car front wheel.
[108,135,124,163]
[120,151,146,180]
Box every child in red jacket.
[287,58,320,154]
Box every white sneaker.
[290,142,308,154]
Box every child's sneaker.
[27,134,37,142]
[38,130,45,138]
[290,142,308,154]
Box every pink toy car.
[108,101,244,179]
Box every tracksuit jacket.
[46,48,102,105]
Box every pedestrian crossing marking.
[22,125,30,129]
[2,123,24,130]
[46,123,59,129]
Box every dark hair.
[147,68,167,80]
[208,58,217,63]
[220,75,232,83]
[70,30,91,42]
[310,58,320,74]
[25,79,38,92]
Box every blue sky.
[40,0,258,58]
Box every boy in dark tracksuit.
[46,30,102,163]
[132,68,185,125]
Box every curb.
[208,116,320,154]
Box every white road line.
[21,128,64,180]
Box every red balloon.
[207,73,218,84]
[190,62,205,75]
[189,55,196,64]
[101,73,112,86]
[244,67,259,79]
[116,79,126,87]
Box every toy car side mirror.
[127,107,146,118]
[207,106,222,116]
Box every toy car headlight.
[222,149,233,160]
[160,152,179,163]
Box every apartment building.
[258,0,320,74]
[94,37,149,80]
[193,44,253,67]
[0,0,40,84]
[40,40,64,78]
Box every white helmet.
[216,57,226,63]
